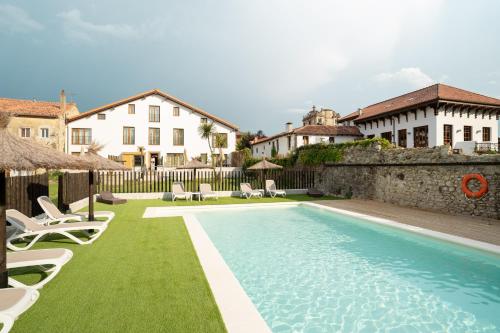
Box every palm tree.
[198,122,214,164]
[213,133,226,188]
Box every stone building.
[302,106,340,126]
[0,90,79,151]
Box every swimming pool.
[194,204,500,333]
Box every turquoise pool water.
[195,205,500,333]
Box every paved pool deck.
[316,199,500,246]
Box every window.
[413,126,429,147]
[173,106,180,117]
[71,128,91,145]
[200,153,208,164]
[287,136,291,149]
[213,133,228,148]
[303,136,309,145]
[482,127,491,142]
[134,155,143,167]
[329,137,335,143]
[166,153,184,167]
[97,114,106,120]
[40,128,49,138]
[200,117,207,124]
[398,129,407,148]
[443,125,453,146]
[20,128,31,138]
[149,128,160,145]
[128,104,135,114]
[173,128,184,146]
[381,131,392,142]
[463,126,472,141]
[212,154,228,166]
[123,127,135,145]
[149,105,160,122]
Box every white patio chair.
[6,209,107,251]
[7,248,73,289]
[37,196,115,224]
[0,288,39,333]
[265,180,286,198]
[171,182,191,201]
[240,183,262,199]
[200,183,218,201]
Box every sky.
[1,0,499,135]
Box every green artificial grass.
[9,195,340,332]
[10,200,226,333]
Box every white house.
[251,123,363,158]
[338,84,499,154]
[66,89,238,168]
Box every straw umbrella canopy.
[0,113,92,288]
[176,159,212,191]
[247,159,283,189]
[79,143,128,220]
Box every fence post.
[57,174,64,211]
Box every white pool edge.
[184,214,272,333]
[144,201,500,333]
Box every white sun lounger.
[6,209,107,251]
[199,184,218,201]
[37,196,115,224]
[7,248,73,289]
[172,182,191,201]
[0,288,39,333]
[240,183,262,199]
[265,180,286,198]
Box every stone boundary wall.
[314,146,500,220]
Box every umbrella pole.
[88,170,95,221]
[0,171,8,288]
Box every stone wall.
[314,145,500,219]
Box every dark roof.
[68,89,238,130]
[252,125,362,145]
[341,84,500,122]
[0,98,76,118]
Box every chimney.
[358,108,363,115]
[286,122,293,132]
[60,89,67,114]
[312,105,316,112]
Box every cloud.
[58,9,139,42]
[374,67,435,88]
[0,4,44,33]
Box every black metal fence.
[7,173,49,217]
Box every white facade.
[349,105,498,150]
[67,92,238,168]
[252,130,361,158]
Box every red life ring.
[461,174,488,198]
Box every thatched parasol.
[176,159,212,191]
[80,143,128,220]
[247,159,283,189]
[247,159,283,170]
[0,113,92,288]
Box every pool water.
[195,205,500,333]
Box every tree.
[271,143,277,158]
[214,133,227,188]
[198,122,215,163]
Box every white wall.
[357,107,437,147]
[67,93,237,164]
[435,106,498,148]
[251,134,361,158]
[356,105,498,149]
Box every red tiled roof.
[252,125,362,145]
[343,84,500,122]
[0,98,75,118]
[67,89,239,130]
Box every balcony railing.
[475,142,499,153]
